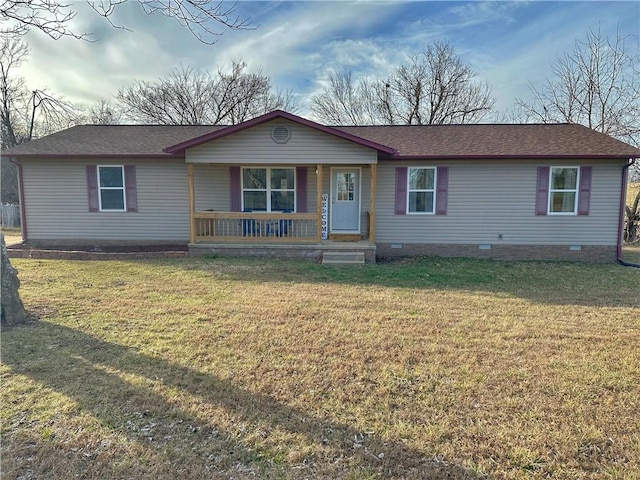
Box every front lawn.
[2,257,639,479]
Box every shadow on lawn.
[2,320,484,480]
[167,256,640,309]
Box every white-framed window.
[242,167,295,212]
[407,167,436,214]
[549,167,579,214]
[98,165,126,211]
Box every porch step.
[322,251,365,265]
[328,233,362,242]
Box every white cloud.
[15,0,640,122]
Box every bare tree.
[516,28,640,147]
[310,41,495,126]
[1,37,78,147]
[1,0,253,44]
[84,98,122,124]
[0,36,29,149]
[310,70,380,125]
[625,188,640,244]
[1,36,79,203]
[116,62,298,125]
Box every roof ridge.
[77,124,229,127]
[337,122,574,127]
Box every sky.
[18,0,640,123]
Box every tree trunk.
[625,189,640,243]
[1,233,30,325]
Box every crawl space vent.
[271,124,291,144]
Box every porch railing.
[193,211,318,244]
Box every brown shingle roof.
[337,123,640,159]
[3,121,639,159]
[3,125,225,157]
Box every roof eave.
[3,153,181,160]
[389,154,638,161]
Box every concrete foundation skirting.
[189,243,377,264]
[6,241,617,263]
[376,243,618,263]
[7,249,188,260]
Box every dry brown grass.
[1,226,22,245]
[2,257,639,479]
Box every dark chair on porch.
[265,210,292,237]
[242,209,259,237]
[279,210,293,237]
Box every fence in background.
[1,204,20,227]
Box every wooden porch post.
[369,163,377,243]
[316,163,323,243]
[187,163,196,244]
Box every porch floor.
[189,240,376,264]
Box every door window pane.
[336,173,355,202]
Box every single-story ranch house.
[4,110,639,264]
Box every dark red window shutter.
[124,165,138,212]
[86,165,99,212]
[535,166,550,215]
[577,166,592,215]
[229,166,241,212]
[435,166,449,215]
[296,167,307,213]
[395,167,407,215]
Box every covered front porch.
[187,163,377,261]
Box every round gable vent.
[271,124,291,144]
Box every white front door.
[331,168,360,232]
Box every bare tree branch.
[83,98,122,124]
[1,0,87,39]
[1,0,254,43]
[310,71,380,125]
[311,41,495,125]
[116,62,298,125]
[515,27,640,147]
[1,36,80,204]
[0,36,29,148]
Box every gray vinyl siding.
[194,164,229,211]
[22,158,189,241]
[22,155,621,246]
[376,159,623,246]
[186,120,377,165]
